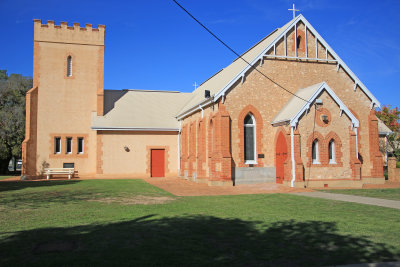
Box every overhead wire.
[172,0,310,103]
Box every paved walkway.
[144,177,313,196]
[291,192,400,210]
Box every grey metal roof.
[91,90,191,130]
[272,83,323,124]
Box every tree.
[376,105,400,161]
[0,70,32,174]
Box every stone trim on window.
[49,134,88,158]
[306,131,343,167]
[238,105,264,167]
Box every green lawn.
[1,179,399,266]
[320,188,400,201]
[0,175,12,181]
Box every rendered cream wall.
[100,131,179,177]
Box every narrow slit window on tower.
[78,137,84,154]
[66,137,72,154]
[54,137,61,154]
[67,56,72,77]
[297,35,302,49]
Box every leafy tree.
[376,105,400,161]
[0,70,32,174]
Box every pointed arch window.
[244,114,256,163]
[312,140,319,164]
[67,56,72,77]
[329,140,335,164]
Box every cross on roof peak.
[288,3,300,19]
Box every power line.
[172,0,310,103]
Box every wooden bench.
[44,168,75,180]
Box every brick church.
[22,15,388,188]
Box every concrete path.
[291,192,400,210]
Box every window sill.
[312,161,320,165]
[329,161,336,164]
[245,160,257,165]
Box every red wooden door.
[275,132,288,184]
[151,149,165,177]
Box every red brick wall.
[368,110,384,177]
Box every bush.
[397,161,400,168]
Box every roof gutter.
[91,127,180,132]
[176,96,214,120]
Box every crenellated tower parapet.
[33,19,105,46]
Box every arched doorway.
[275,132,288,184]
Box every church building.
[22,15,387,188]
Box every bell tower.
[23,20,105,177]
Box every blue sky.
[1,0,399,108]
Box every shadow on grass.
[0,180,81,193]
[1,216,399,266]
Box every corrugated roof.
[272,83,323,124]
[378,118,392,135]
[92,90,191,130]
[176,17,298,116]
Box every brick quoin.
[196,119,207,177]
[180,124,188,176]
[349,128,361,179]
[188,122,197,177]
[368,110,383,177]
[205,103,233,182]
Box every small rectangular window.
[78,137,84,154]
[66,137,72,154]
[54,137,61,154]
[63,163,74,168]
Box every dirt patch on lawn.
[88,195,175,205]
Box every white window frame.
[54,137,61,154]
[312,140,320,164]
[244,114,257,165]
[329,140,336,164]
[66,137,73,154]
[77,137,84,154]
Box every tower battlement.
[33,19,105,46]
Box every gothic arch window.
[244,113,256,163]
[312,139,319,164]
[329,139,335,164]
[67,56,72,77]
